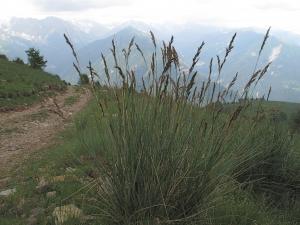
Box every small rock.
[0,177,10,188]
[36,177,50,193]
[46,191,56,198]
[52,204,82,225]
[0,188,16,197]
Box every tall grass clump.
[65,29,297,224]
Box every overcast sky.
[0,0,299,34]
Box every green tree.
[0,54,8,61]
[78,73,89,85]
[13,57,24,64]
[25,48,47,70]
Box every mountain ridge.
[1,17,300,102]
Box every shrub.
[12,57,25,64]
[78,74,89,85]
[0,54,8,61]
[25,48,47,70]
[67,29,297,224]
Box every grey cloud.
[33,0,132,12]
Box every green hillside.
[0,58,66,111]
[1,35,300,224]
[261,100,300,114]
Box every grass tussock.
[65,29,299,225]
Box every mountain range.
[0,17,300,103]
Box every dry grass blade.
[73,62,81,76]
[115,66,126,84]
[210,82,216,103]
[161,74,170,97]
[189,42,205,74]
[244,69,262,91]
[135,43,147,64]
[128,37,135,53]
[251,27,271,79]
[225,72,238,96]
[142,76,146,92]
[150,30,157,48]
[198,81,205,104]
[172,46,180,69]
[186,71,198,98]
[228,105,243,128]
[218,33,237,73]
[259,27,271,56]
[124,37,135,66]
[101,53,110,84]
[257,62,272,82]
[203,58,214,99]
[162,58,174,75]
[267,86,272,101]
[110,39,118,66]
[64,33,80,66]
[87,61,94,84]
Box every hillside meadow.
[0,31,299,225]
[1,90,299,225]
[0,58,66,111]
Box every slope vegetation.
[0,58,66,111]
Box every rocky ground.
[0,87,91,188]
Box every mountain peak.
[116,26,144,36]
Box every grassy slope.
[0,58,66,110]
[1,92,299,225]
[0,98,103,224]
[256,100,300,116]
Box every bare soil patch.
[0,87,91,184]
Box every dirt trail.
[0,87,91,184]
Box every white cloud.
[269,44,283,62]
[32,0,132,12]
[0,0,299,35]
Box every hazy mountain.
[62,26,155,84]
[0,17,109,79]
[273,30,300,47]
[0,17,300,102]
[165,28,300,102]
[77,25,300,102]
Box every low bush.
[67,29,298,224]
